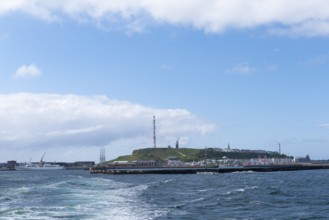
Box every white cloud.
[267,64,278,71]
[15,64,42,78]
[301,53,329,65]
[160,64,172,71]
[1,0,329,36]
[226,63,256,75]
[0,32,9,41]
[0,93,215,162]
[269,20,329,37]
[319,123,329,128]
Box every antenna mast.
[100,147,106,164]
[153,115,156,148]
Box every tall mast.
[100,147,106,164]
[153,115,156,148]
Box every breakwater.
[90,164,329,174]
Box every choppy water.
[1,169,329,219]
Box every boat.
[16,152,65,171]
[17,163,65,171]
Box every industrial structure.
[100,147,106,164]
[153,115,157,148]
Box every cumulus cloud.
[269,20,329,37]
[0,93,215,161]
[1,0,329,36]
[226,63,256,75]
[15,64,42,78]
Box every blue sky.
[1,1,329,162]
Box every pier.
[90,164,329,175]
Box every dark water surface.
[1,169,329,219]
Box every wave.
[195,188,214,192]
[170,197,206,209]
[164,178,174,183]
[0,172,168,220]
[232,170,255,174]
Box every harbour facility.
[89,146,329,175]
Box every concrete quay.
[90,164,329,175]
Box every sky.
[1,0,329,162]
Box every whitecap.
[224,188,246,195]
[164,179,174,183]
[1,174,168,220]
[196,188,213,192]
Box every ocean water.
[1,169,329,220]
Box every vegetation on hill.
[111,147,291,162]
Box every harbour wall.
[90,164,329,175]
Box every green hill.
[111,147,290,162]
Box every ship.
[16,152,65,171]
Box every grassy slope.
[112,147,290,162]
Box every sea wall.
[90,164,329,175]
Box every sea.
[1,169,329,220]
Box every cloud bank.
[0,93,215,161]
[1,0,329,36]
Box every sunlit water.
[1,169,329,219]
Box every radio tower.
[100,147,106,164]
[153,115,156,148]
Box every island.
[90,147,329,174]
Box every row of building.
[213,146,281,155]
[102,154,311,168]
